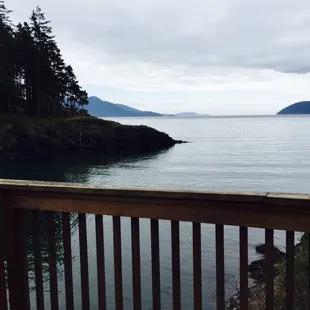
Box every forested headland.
[0,1,182,160]
[0,1,88,117]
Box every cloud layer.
[7,0,310,114]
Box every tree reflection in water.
[24,211,79,290]
[0,149,169,183]
[1,149,169,305]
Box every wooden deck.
[1,179,310,309]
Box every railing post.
[265,229,274,310]
[0,193,7,310]
[3,195,18,310]
[15,209,30,310]
[2,195,30,310]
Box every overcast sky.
[7,0,310,115]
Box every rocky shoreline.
[0,116,185,160]
[227,243,289,309]
[227,234,309,310]
[248,243,285,282]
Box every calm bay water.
[1,115,310,309]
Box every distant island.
[174,112,209,117]
[87,96,162,117]
[277,101,310,115]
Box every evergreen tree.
[0,0,18,113]
[30,6,56,116]
[29,6,88,117]
[64,65,88,113]
[0,2,88,117]
[15,22,36,113]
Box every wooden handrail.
[1,179,310,231]
[1,178,309,309]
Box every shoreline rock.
[227,243,287,309]
[248,244,285,282]
[255,243,285,258]
[0,116,186,160]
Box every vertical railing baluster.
[10,209,30,309]
[15,209,30,310]
[171,220,181,310]
[131,217,142,310]
[31,210,45,310]
[113,216,124,310]
[286,231,294,310]
[193,222,202,310]
[265,229,274,310]
[4,199,20,310]
[0,251,6,310]
[0,254,6,310]
[308,232,310,310]
[62,212,74,310]
[96,215,106,310]
[239,226,248,310]
[47,211,59,310]
[0,194,7,310]
[151,219,161,310]
[4,207,30,309]
[1,281,7,310]
[216,224,225,310]
[78,213,90,310]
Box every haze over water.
[1,115,309,309]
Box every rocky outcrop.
[255,244,285,257]
[0,116,184,160]
[228,236,309,309]
[248,244,285,282]
[227,243,286,309]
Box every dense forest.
[0,0,88,118]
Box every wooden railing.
[0,179,310,310]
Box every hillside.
[86,97,162,117]
[277,101,310,115]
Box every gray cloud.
[5,0,310,115]
[7,0,310,74]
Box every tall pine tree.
[15,22,36,113]
[0,0,19,113]
[0,2,88,117]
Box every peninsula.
[0,5,183,160]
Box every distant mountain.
[162,112,209,117]
[277,101,310,115]
[86,96,162,117]
[175,112,206,117]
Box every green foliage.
[246,234,309,310]
[226,234,310,310]
[272,234,308,310]
[0,2,88,118]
